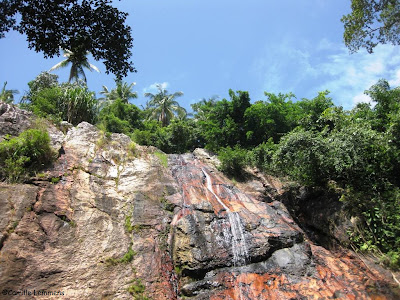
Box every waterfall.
[202,168,249,299]
[202,168,249,266]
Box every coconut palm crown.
[0,82,19,104]
[100,80,137,104]
[49,49,100,83]
[144,84,186,127]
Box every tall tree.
[0,0,135,79]
[100,80,137,104]
[0,81,19,104]
[144,84,186,127]
[49,49,100,83]
[342,0,400,53]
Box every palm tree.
[0,82,19,104]
[191,96,218,121]
[144,84,186,126]
[49,49,100,83]
[99,80,137,104]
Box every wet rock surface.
[0,117,398,299]
[168,153,399,299]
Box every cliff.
[0,103,399,299]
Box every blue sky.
[1,0,400,111]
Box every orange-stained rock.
[169,153,400,300]
[0,120,398,300]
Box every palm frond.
[89,63,100,73]
[49,59,69,71]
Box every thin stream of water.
[202,167,249,299]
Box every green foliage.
[244,92,298,145]
[51,177,60,184]
[297,90,334,131]
[269,83,400,266]
[325,124,391,187]
[161,119,201,153]
[246,138,277,171]
[25,78,99,125]
[20,72,59,109]
[127,278,151,300]
[193,91,249,152]
[105,244,136,266]
[28,72,59,94]
[100,80,137,104]
[132,120,163,147]
[119,245,136,264]
[60,83,98,125]
[125,215,133,233]
[97,98,142,134]
[174,266,182,276]
[128,142,137,158]
[132,119,201,154]
[366,79,400,132]
[0,129,55,182]
[0,0,135,79]
[154,151,168,168]
[144,84,186,127]
[49,49,100,83]
[218,146,247,178]
[343,184,400,268]
[28,86,64,122]
[341,0,400,53]
[272,129,329,185]
[0,81,19,104]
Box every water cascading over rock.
[168,152,399,299]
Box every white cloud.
[389,69,400,86]
[251,40,318,97]
[364,61,385,74]
[317,38,334,51]
[352,93,372,106]
[252,39,400,109]
[142,82,169,94]
[316,44,400,109]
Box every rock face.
[0,111,399,299]
[0,122,178,300]
[0,102,33,140]
[168,154,399,300]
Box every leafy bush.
[20,72,59,108]
[28,86,64,122]
[272,120,400,268]
[218,146,247,178]
[343,184,400,269]
[60,83,98,125]
[97,98,142,134]
[246,138,277,171]
[272,129,329,185]
[324,124,391,187]
[132,119,201,154]
[24,77,99,125]
[0,129,55,182]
